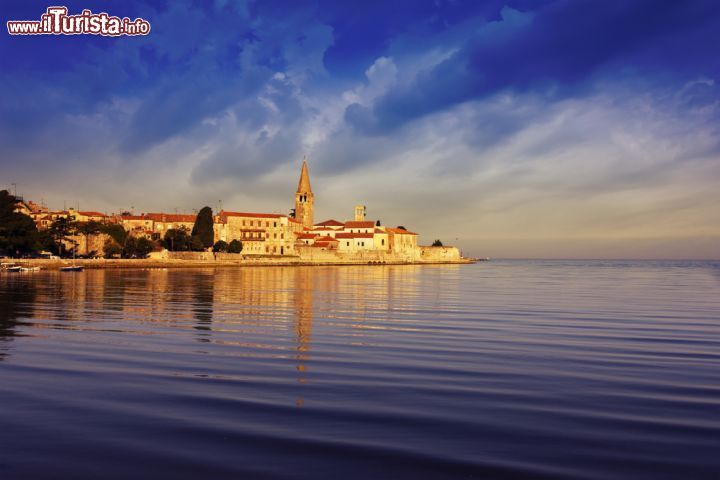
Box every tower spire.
[297,156,312,193]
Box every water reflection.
[0,265,451,373]
[191,271,214,343]
[0,274,37,360]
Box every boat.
[60,248,83,272]
[20,266,41,272]
[4,265,21,272]
[59,265,84,272]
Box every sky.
[1,0,719,259]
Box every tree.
[190,235,205,252]
[432,239,443,247]
[133,237,155,258]
[213,240,229,253]
[123,237,138,258]
[397,226,407,231]
[49,216,80,257]
[191,206,214,249]
[163,228,190,251]
[227,239,243,254]
[77,220,103,235]
[101,223,128,246]
[103,238,122,258]
[0,190,44,256]
[376,220,381,227]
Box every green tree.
[432,239,443,247]
[77,220,103,235]
[123,237,138,258]
[163,228,190,251]
[48,216,81,257]
[101,224,128,246]
[122,237,154,258]
[227,239,243,254]
[213,240,229,253]
[190,235,204,252]
[103,238,122,258]
[191,206,214,249]
[133,237,155,258]
[0,190,44,256]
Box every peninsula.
[5,160,471,268]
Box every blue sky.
[2,0,719,258]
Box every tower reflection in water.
[0,265,441,406]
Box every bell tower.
[354,205,366,221]
[295,158,314,228]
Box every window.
[281,233,284,239]
[273,222,277,228]
[347,242,350,246]
[381,239,385,246]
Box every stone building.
[117,213,196,239]
[295,158,314,228]
[214,211,303,255]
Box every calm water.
[1,261,719,479]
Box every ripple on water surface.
[1,261,719,479]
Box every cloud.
[1,0,719,258]
[345,1,720,135]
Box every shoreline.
[4,257,476,270]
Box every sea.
[1,260,719,479]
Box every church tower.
[295,158,314,228]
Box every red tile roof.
[336,233,374,239]
[221,211,284,219]
[315,235,338,242]
[297,233,317,239]
[146,213,197,223]
[315,219,344,227]
[386,227,418,235]
[344,221,376,228]
[78,211,106,217]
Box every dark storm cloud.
[345,1,720,135]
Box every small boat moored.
[59,265,84,272]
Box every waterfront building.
[214,211,302,255]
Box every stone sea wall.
[8,247,471,270]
